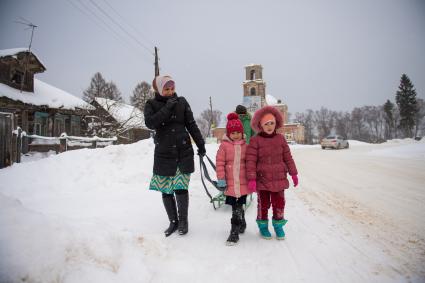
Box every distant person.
[235,105,255,144]
[144,75,206,237]
[246,106,298,240]
[216,113,251,245]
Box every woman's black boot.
[162,193,179,237]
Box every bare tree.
[196,117,209,138]
[314,107,334,140]
[104,81,123,101]
[294,110,314,144]
[88,98,142,139]
[414,98,425,138]
[199,109,222,137]
[334,111,350,139]
[363,106,385,142]
[131,81,153,111]
[83,72,122,102]
[83,72,107,102]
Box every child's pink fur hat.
[251,106,283,133]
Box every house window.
[34,123,41,135]
[250,87,256,96]
[34,112,48,136]
[70,115,81,136]
[54,114,66,136]
[11,70,24,85]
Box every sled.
[199,155,253,210]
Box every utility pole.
[154,46,159,76]
[15,18,37,92]
[208,96,213,137]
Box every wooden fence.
[25,132,117,153]
[1,128,117,169]
[0,112,14,168]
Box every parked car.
[321,135,349,149]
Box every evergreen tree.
[395,74,418,137]
[383,99,395,140]
[130,81,153,111]
[83,72,107,102]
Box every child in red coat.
[216,113,250,245]
[246,106,299,240]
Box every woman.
[144,75,206,237]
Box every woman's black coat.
[144,93,205,176]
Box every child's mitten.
[248,180,257,193]
[217,179,227,188]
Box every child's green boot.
[256,219,272,239]
[272,219,288,240]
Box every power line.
[65,0,116,39]
[100,0,156,49]
[76,0,134,47]
[88,0,154,56]
[65,0,153,65]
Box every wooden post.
[92,140,97,149]
[22,110,29,154]
[154,46,159,76]
[207,96,213,137]
[59,137,67,153]
[16,127,22,163]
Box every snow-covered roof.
[0,79,94,110]
[0,48,46,69]
[243,79,265,83]
[94,97,146,129]
[0,48,29,57]
[244,63,262,67]
[266,94,286,106]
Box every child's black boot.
[226,204,242,245]
[239,207,246,234]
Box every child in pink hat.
[216,113,251,245]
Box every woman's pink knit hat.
[152,75,175,96]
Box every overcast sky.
[1,0,424,120]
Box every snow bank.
[369,141,425,159]
[0,138,424,282]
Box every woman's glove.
[197,144,206,156]
[217,179,227,188]
[165,97,178,110]
[291,175,298,187]
[248,180,257,193]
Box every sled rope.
[199,155,225,210]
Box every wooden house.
[0,48,94,168]
[89,97,151,144]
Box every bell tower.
[243,64,266,106]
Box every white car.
[321,135,349,149]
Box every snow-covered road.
[0,139,424,282]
